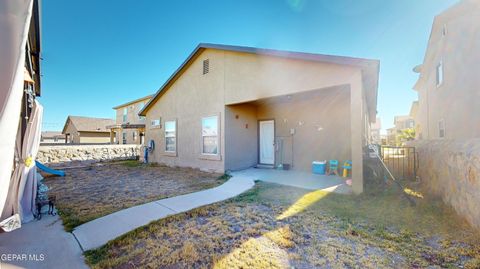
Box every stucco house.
[62,116,114,144]
[107,94,152,144]
[139,43,379,193]
[40,131,66,144]
[413,0,480,140]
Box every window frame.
[137,102,146,121]
[436,61,444,87]
[201,115,219,156]
[122,107,128,123]
[438,119,446,138]
[150,118,161,129]
[199,113,221,161]
[164,119,177,154]
[122,132,127,144]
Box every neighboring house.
[386,127,396,146]
[409,101,420,139]
[107,94,153,144]
[413,0,480,140]
[139,43,379,194]
[62,116,114,144]
[40,131,66,144]
[386,115,415,146]
[370,117,382,144]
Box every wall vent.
[203,59,209,75]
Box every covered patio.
[231,167,352,194]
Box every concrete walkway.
[0,214,88,269]
[73,174,255,251]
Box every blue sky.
[40,0,458,132]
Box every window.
[436,61,443,87]
[438,119,445,138]
[133,131,138,141]
[151,118,161,128]
[165,120,176,152]
[203,59,209,75]
[123,107,128,122]
[122,132,127,144]
[137,102,145,121]
[202,116,218,155]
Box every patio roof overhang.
[106,123,146,130]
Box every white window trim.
[150,118,162,129]
[438,119,446,138]
[122,132,127,144]
[436,61,444,88]
[164,119,177,155]
[123,107,128,123]
[201,115,219,156]
[199,113,221,161]
[137,102,146,121]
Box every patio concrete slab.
[231,168,352,194]
[0,214,88,269]
[73,175,255,251]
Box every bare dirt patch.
[44,161,226,231]
[85,182,480,269]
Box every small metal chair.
[327,160,340,176]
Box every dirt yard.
[84,181,480,269]
[44,161,226,231]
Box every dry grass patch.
[44,161,227,231]
[85,181,480,269]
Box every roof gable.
[139,43,379,119]
[62,116,114,134]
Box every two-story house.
[108,95,153,144]
[413,0,480,140]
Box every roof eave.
[139,43,381,116]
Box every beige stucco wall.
[415,3,480,140]
[144,49,226,173]
[78,131,110,144]
[410,139,480,229]
[63,123,110,144]
[223,51,361,105]
[114,98,149,144]
[255,86,351,172]
[224,104,258,171]
[115,129,143,145]
[144,48,371,192]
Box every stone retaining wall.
[37,144,141,164]
[410,139,480,229]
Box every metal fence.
[380,146,418,180]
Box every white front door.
[259,120,275,165]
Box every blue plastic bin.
[312,161,326,175]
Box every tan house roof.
[112,94,153,109]
[41,131,63,139]
[139,43,380,119]
[62,116,114,134]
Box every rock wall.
[410,139,480,229]
[37,144,141,164]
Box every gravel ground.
[43,161,226,231]
[85,182,480,269]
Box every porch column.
[109,129,115,144]
[350,72,364,194]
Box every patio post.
[350,72,364,194]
